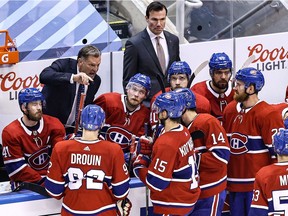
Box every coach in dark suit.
[123,1,180,106]
[40,45,101,132]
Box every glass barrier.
[91,0,288,47]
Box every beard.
[233,91,249,102]
[212,78,229,90]
[26,110,42,121]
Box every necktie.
[75,84,85,122]
[156,36,166,74]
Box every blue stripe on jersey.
[227,179,254,184]
[147,171,170,191]
[104,176,112,188]
[212,148,230,162]
[229,134,273,152]
[5,159,26,175]
[45,177,65,196]
[249,207,268,216]
[111,178,130,198]
[62,203,116,215]
[173,165,192,180]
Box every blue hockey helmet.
[18,88,45,107]
[80,105,105,131]
[273,128,288,155]
[127,73,151,95]
[174,88,196,109]
[235,67,265,92]
[167,61,192,83]
[284,118,288,129]
[152,92,185,118]
[209,52,232,76]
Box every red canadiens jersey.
[1,115,65,183]
[271,102,288,119]
[187,113,230,199]
[223,100,284,192]
[191,80,234,123]
[286,85,288,102]
[94,92,149,150]
[249,162,288,216]
[45,139,130,216]
[138,125,201,215]
[150,87,211,128]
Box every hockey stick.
[13,182,50,197]
[188,60,209,88]
[240,54,256,69]
[152,74,166,143]
[74,93,86,134]
[144,122,150,216]
[128,135,136,174]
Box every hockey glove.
[136,136,153,156]
[116,198,132,216]
[133,154,150,178]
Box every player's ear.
[247,84,256,94]
[145,16,149,23]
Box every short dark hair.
[146,1,167,18]
[77,45,101,60]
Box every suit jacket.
[123,29,180,104]
[40,58,101,125]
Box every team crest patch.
[27,147,50,170]
[230,133,248,155]
[100,126,135,150]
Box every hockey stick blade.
[188,60,209,88]
[241,55,256,69]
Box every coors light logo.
[0,72,42,100]
[248,43,288,71]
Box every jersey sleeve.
[45,143,66,199]
[48,117,65,147]
[200,116,230,166]
[94,94,108,112]
[259,107,284,160]
[2,128,42,183]
[249,171,269,216]
[111,146,130,199]
[145,140,176,192]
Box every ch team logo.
[100,126,134,150]
[230,133,248,155]
[27,147,50,170]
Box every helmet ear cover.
[167,61,192,83]
[80,105,105,131]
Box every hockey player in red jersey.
[150,61,211,130]
[1,88,65,186]
[176,88,230,216]
[45,105,131,216]
[94,73,150,156]
[249,128,288,216]
[134,91,200,215]
[223,67,284,216]
[191,52,234,123]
